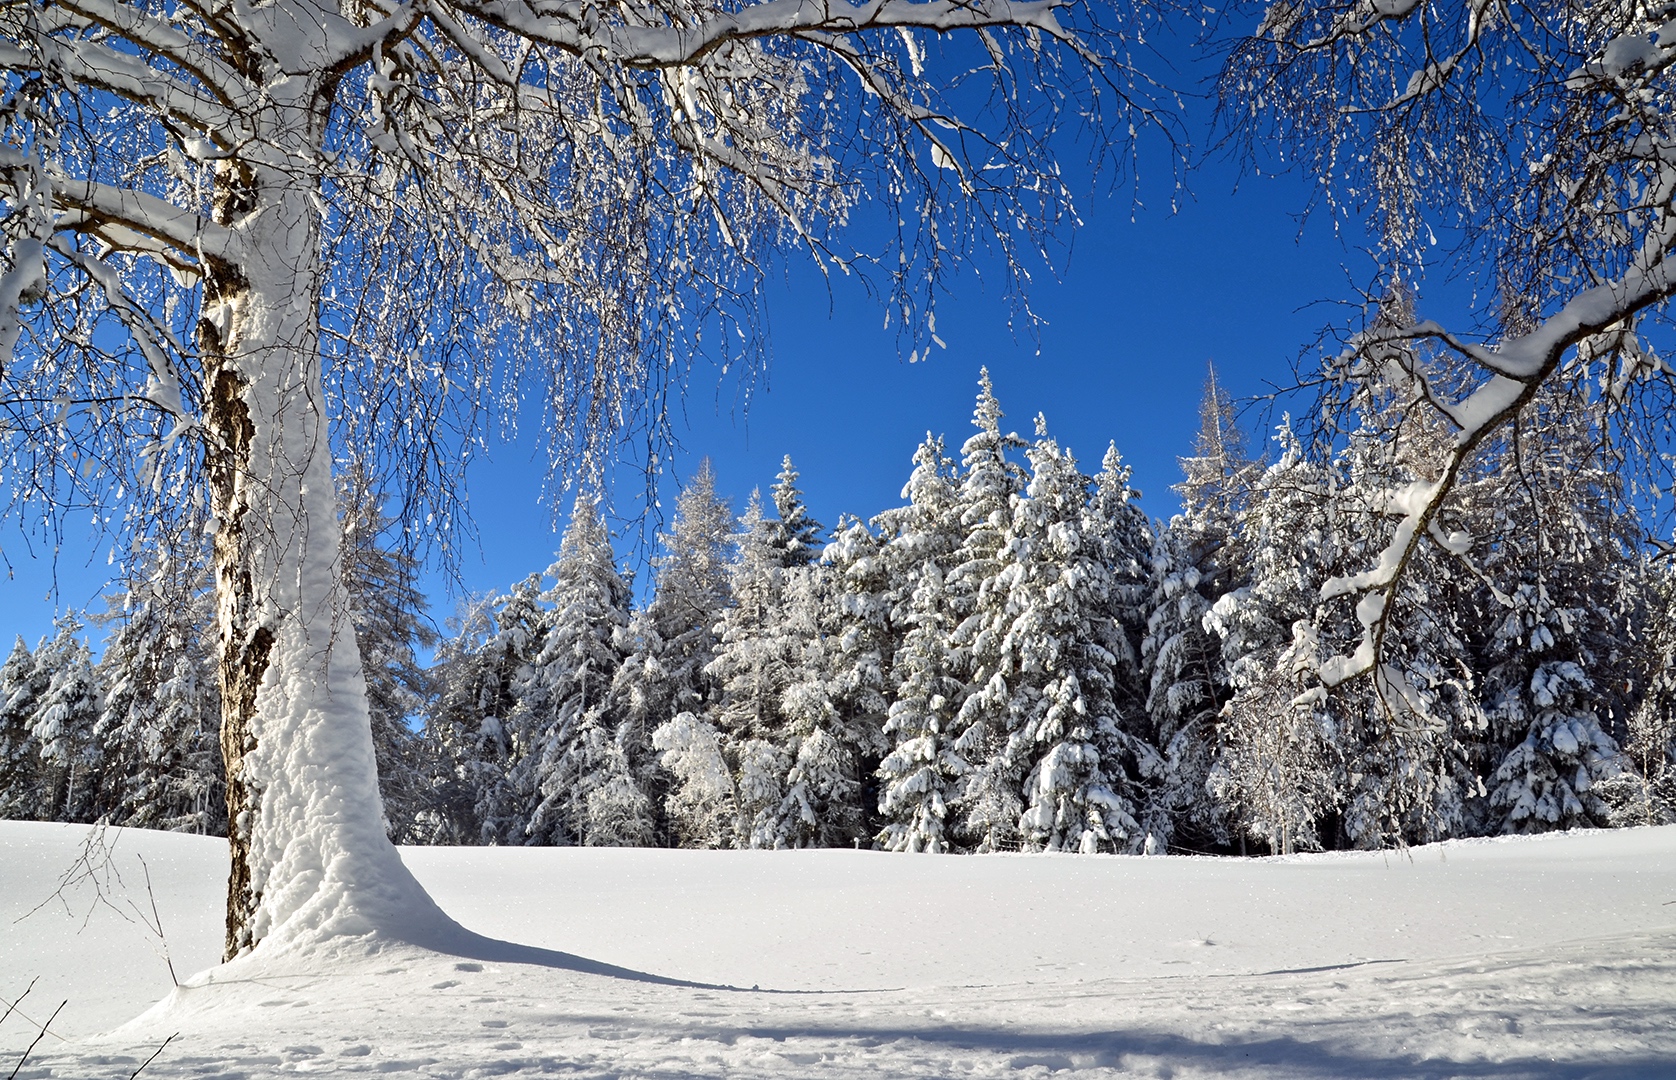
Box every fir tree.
[0,637,44,819]
[519,493,635,846]
[946,370,1029,850]
[1013,419,1158,853]
[874,435,967,852]
[769,456,825,569]
[30,616,102,822]
[93,556,226,835]
[627,460,735,840]
[1142,365,1254,851]
[1206,421,1343,853]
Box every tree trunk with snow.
[197,92,440,958]
[2,0,1132,959]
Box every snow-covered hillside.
[3,821,1673,1077]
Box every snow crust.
[4,821,1675,1077]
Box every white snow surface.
[3,820,1674,1078]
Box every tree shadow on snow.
[399,918,892,994]
[578,1015,1676,1079]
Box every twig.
[128,1032,177,1080]
[131,856,178,988]
[6,999,64,1080]
[0,979,37,1030]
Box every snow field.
[3,821,1674,1077]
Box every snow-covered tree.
[1142,365,1254,850]
[874,434,967,851]
[29,616,102,822]
[769,457,825,570]
[629,461,735,839]
[519,493,635,846]
[818,517,898,834]
[1226,0,1676,707]
[0,637,45,819]
[1012,419,1157,853]
[1207,422,1344,853]
[696,493,801,846]
[1471,405,1639,834]
[946,370,1030,850]
[1,0,1139,955]
[93,556,226,835]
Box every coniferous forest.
[5,368,1673,856]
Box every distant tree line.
[5,369,1673,854]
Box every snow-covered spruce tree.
[819,517,898,837]
[1,0,1146,957]
[631,461,735,841]
[759,459,876,847]
[773,564,874,848]
[1206,421,1344,854]
[93,554,227,835]
[1615,559,1676,825]
[340,464,438,843]
[1472,404,1639,834]
[769,457,825,570]
[471,575,552,844]
[519,493,637,847]
[1317,380,1484,847]
[1013,418,1159,853]
[423,580,548,845]
[1141,367,1254,852]
[1225,0,1676,709]
[874,434,967,851]
[689,492,802,847]
[0,636,45,819]
[29,616,103,823]
[945,371,1031,850]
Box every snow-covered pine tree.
[818,517,897,837]
[0,637,45,819]
[623,460,734,842]
[340,465,438,843]
[1473,402,1638,834]
[1616,558,1676,824]
[1206,420,1344,853]
[769,457,825,569]
[771,564,865,848]
[947,370,1030,850]
[694,492,798,847]
[29,616,103,822]
[874,435,968,851]
[424,579,549,844]
[93,555,226,835]
[1141,365,1254,851]
[1320,379,1483,847]
[1012,418,1158,853]
[520,493,637,846]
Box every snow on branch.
[445,0,1072,67]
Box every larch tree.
[1,0,1151,957]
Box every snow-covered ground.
[3,821,1673,1078]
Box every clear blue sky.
[0,91,1368,649]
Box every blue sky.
[0,77,1371,649]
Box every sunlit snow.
[3,821,1673,1078]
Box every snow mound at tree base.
[4,822,1675,1078]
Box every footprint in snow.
[454,962,484,972]
[432,980,460,989]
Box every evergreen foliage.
[5,368,1673,857]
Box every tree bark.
[200,85,448,960]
